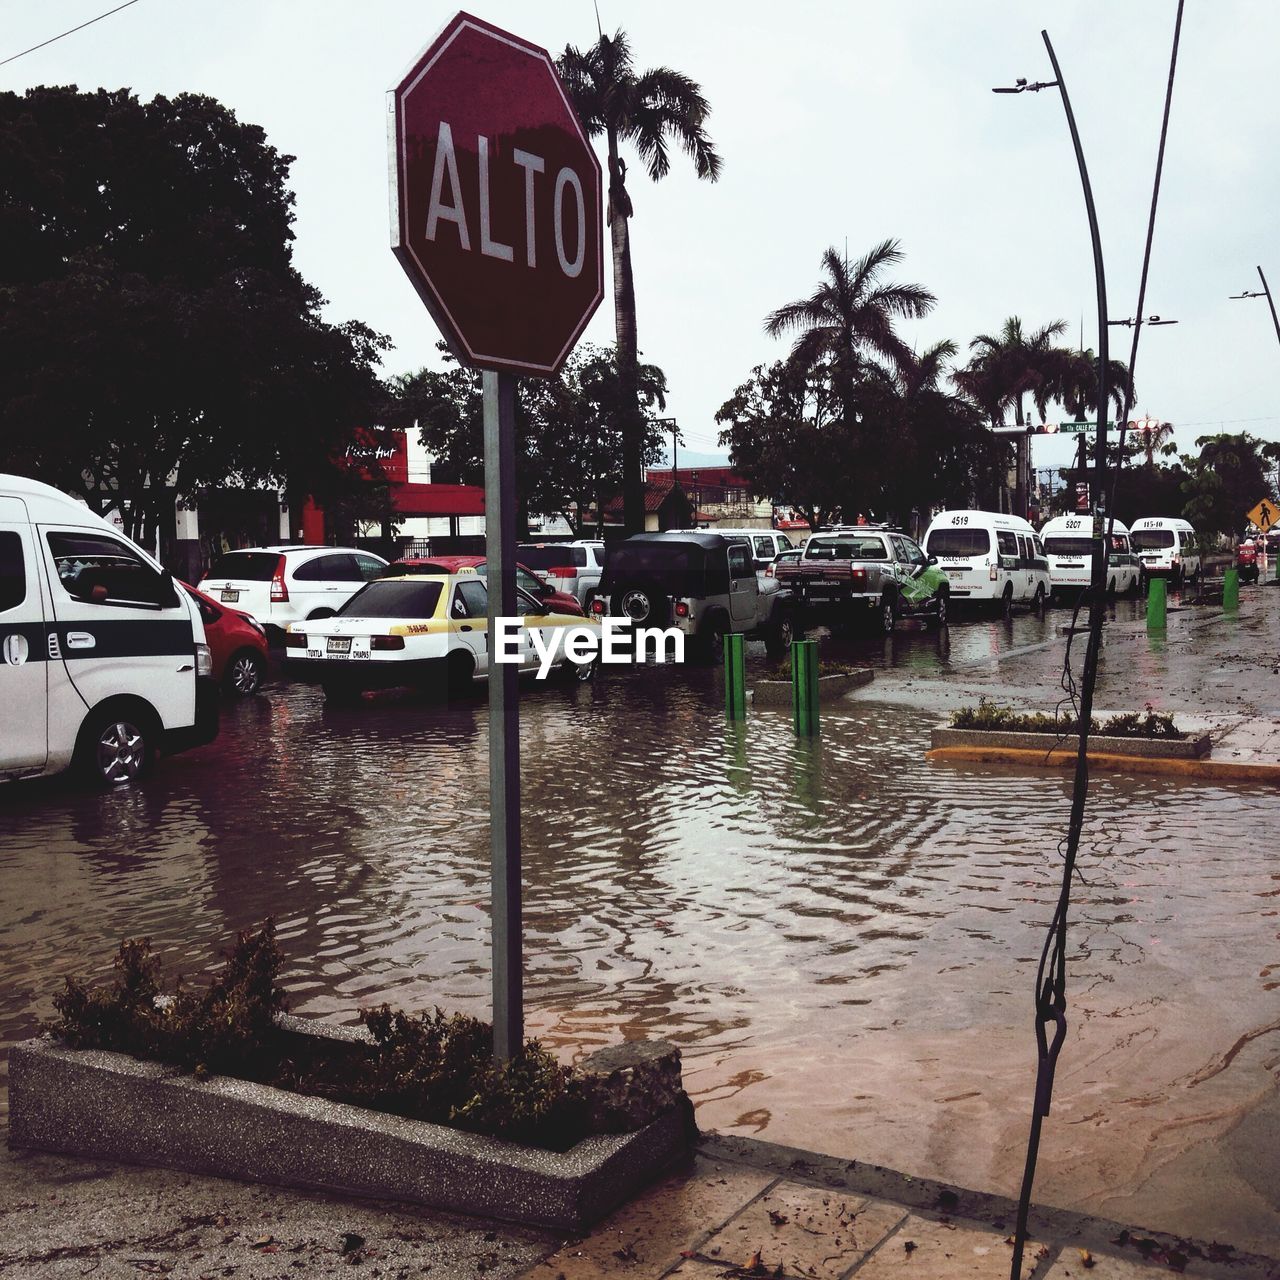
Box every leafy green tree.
[0,86,388,548]
[716,359,848,530]
[387,343,668,536]
[1179,432,1280,536]
[954,317,1072,428]
[557,30,720,536]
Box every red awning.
[388,483,485,517]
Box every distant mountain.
[650,448,730,470]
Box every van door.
[727,544,755,623]
[0,503,49,774]
[40,527,196,732]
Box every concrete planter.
[930,725,1211,759]
[7,1017,690,1232]
[753,668,873,707]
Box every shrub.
[49,924,598,1149]
[949,700,1183,739]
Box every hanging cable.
[0,0,142,69]
[1009,5,1185,1277]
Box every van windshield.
[1132,530,1175,550]
[1044,537,1095,557]
[927,529,992,557]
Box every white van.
[921,510,1051,615]
[1130,517,1201,586]
[1040,515,1141,597]
[1,475,218,786]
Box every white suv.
[516,540,605,607]
[198,546,387,632]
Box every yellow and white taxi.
[282,571,599,699]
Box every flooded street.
[2,590,1278,1254]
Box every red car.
[386,556,585,615]
[1237,539,1259,584]
[182,583,271,695]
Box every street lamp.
[994,33,1111,1280]
[1229,266,1280,351]
[1107,315,1178,327]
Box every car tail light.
[551,565,577,579]
[284,631,306,649]
[850,567,866,585]
[371,635,405,651]
[765,564,775,578]
[1171,555,1180,565]
[196,643,213,677]
[590,598,606,615]
[674,600,689,618]
[270,556,289,602]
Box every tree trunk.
[607,133,644,536]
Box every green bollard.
[1146,575,1167,630]
[791,638,819,736]
[724,632,746,720]
[1223,567,1240,611]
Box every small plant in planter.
[49,922,639,1151]
[948,699,1185,740]
[773,656,863,680]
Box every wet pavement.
[2,583,1278,1257]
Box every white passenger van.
[1,475,218,786]
[1130,516,1201,587]
[921,510,1051,615]
[1040,515,1141,597]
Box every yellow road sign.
[1247,499,1279,532]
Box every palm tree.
[558,30,721,534]
[1059,348,1134,423]
[763,240,936,423]
[954,317,1071,429]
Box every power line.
[0,0,142,69]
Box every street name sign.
[389,12,604,376]
[1247,498,1278,532]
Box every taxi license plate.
[944,568,965,577]
[220,589,239,602]
[327,637,352,656]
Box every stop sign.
[389,12,604,378]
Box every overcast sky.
[5,1,1279,476]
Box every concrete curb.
[7,1030,690,1232]
[752,668,874,707]
[930,725,1210,759]
[927,745,1280,784]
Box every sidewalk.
[5,1132,1276,1278]
[528,1136,1279,1279]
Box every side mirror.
[927,555,938,565]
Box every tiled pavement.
[523,1137,1279,1280]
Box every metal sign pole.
[483,369,523,1062]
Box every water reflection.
[0,631,1276,1250]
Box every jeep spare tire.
[612,583,669,627]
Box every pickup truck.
[774,528,949,633]
[591,531,796,659]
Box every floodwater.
[1,593,1278,1255]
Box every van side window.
[0,532,26,612]
[46,532,172,608]
[997,531,1018,558]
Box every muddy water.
[1,602,1277,1253]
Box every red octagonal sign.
[389,12,604,378]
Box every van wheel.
[224,649,265,696]
[76,708,156,787]
[1106,577,1117,597]
[1032,585,1046,616]
[1001,586,1014,620]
